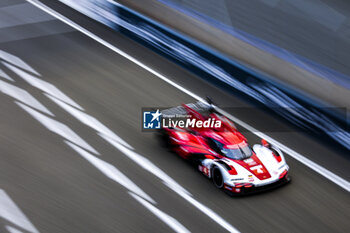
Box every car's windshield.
[221,145,253,160]
[208,137,253,160]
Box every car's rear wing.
[161,101,212,117]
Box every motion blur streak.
[0,50,40,76]
[6,225,26,233]
[0,189,39,233]
[2,47,198,232]
[101,133,240,233]
[69,0,350,150]
[15,100,190,232]
[66,141,155,204]
[18,92,189,232]
[100,134,190,196]
[26,0,205,103]
[16,102,99,155]
[0,79,54,116]
[39,61,240,231]
[3,62,84,111]
[43,72,239,232]
[1,47,235,232]
[26,0,350,192]
[0,68,14,82]
[130,192,191,233]
[45,93,133,149]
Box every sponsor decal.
[244,158,256,165]
[198,165,210,177]
[231,178,244,181]
[248,175,254,182]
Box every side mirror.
[206,96,214,105]
[261,139,270,148]
[206,96,216,113]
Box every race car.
[158,100,290,195]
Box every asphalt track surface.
[0,1,349,233]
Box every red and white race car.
[158,100,290,195]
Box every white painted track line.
[0,189,40,233]
[27,0,349,194]
[100,133,240,233]
[66,141,155,204]
[3,49,238,232]
[16,101,99,155]
[129,192,191,233]
[0,79,54,116]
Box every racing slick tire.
[212,166,224,189]
[156,129,171,149]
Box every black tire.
[156,130,171,149]
[212,166,224,189]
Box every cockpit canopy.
[207,135,253,160]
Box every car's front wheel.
[212,166,224,189]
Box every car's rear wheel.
[156,130,171,149]
[212,166,224,189]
